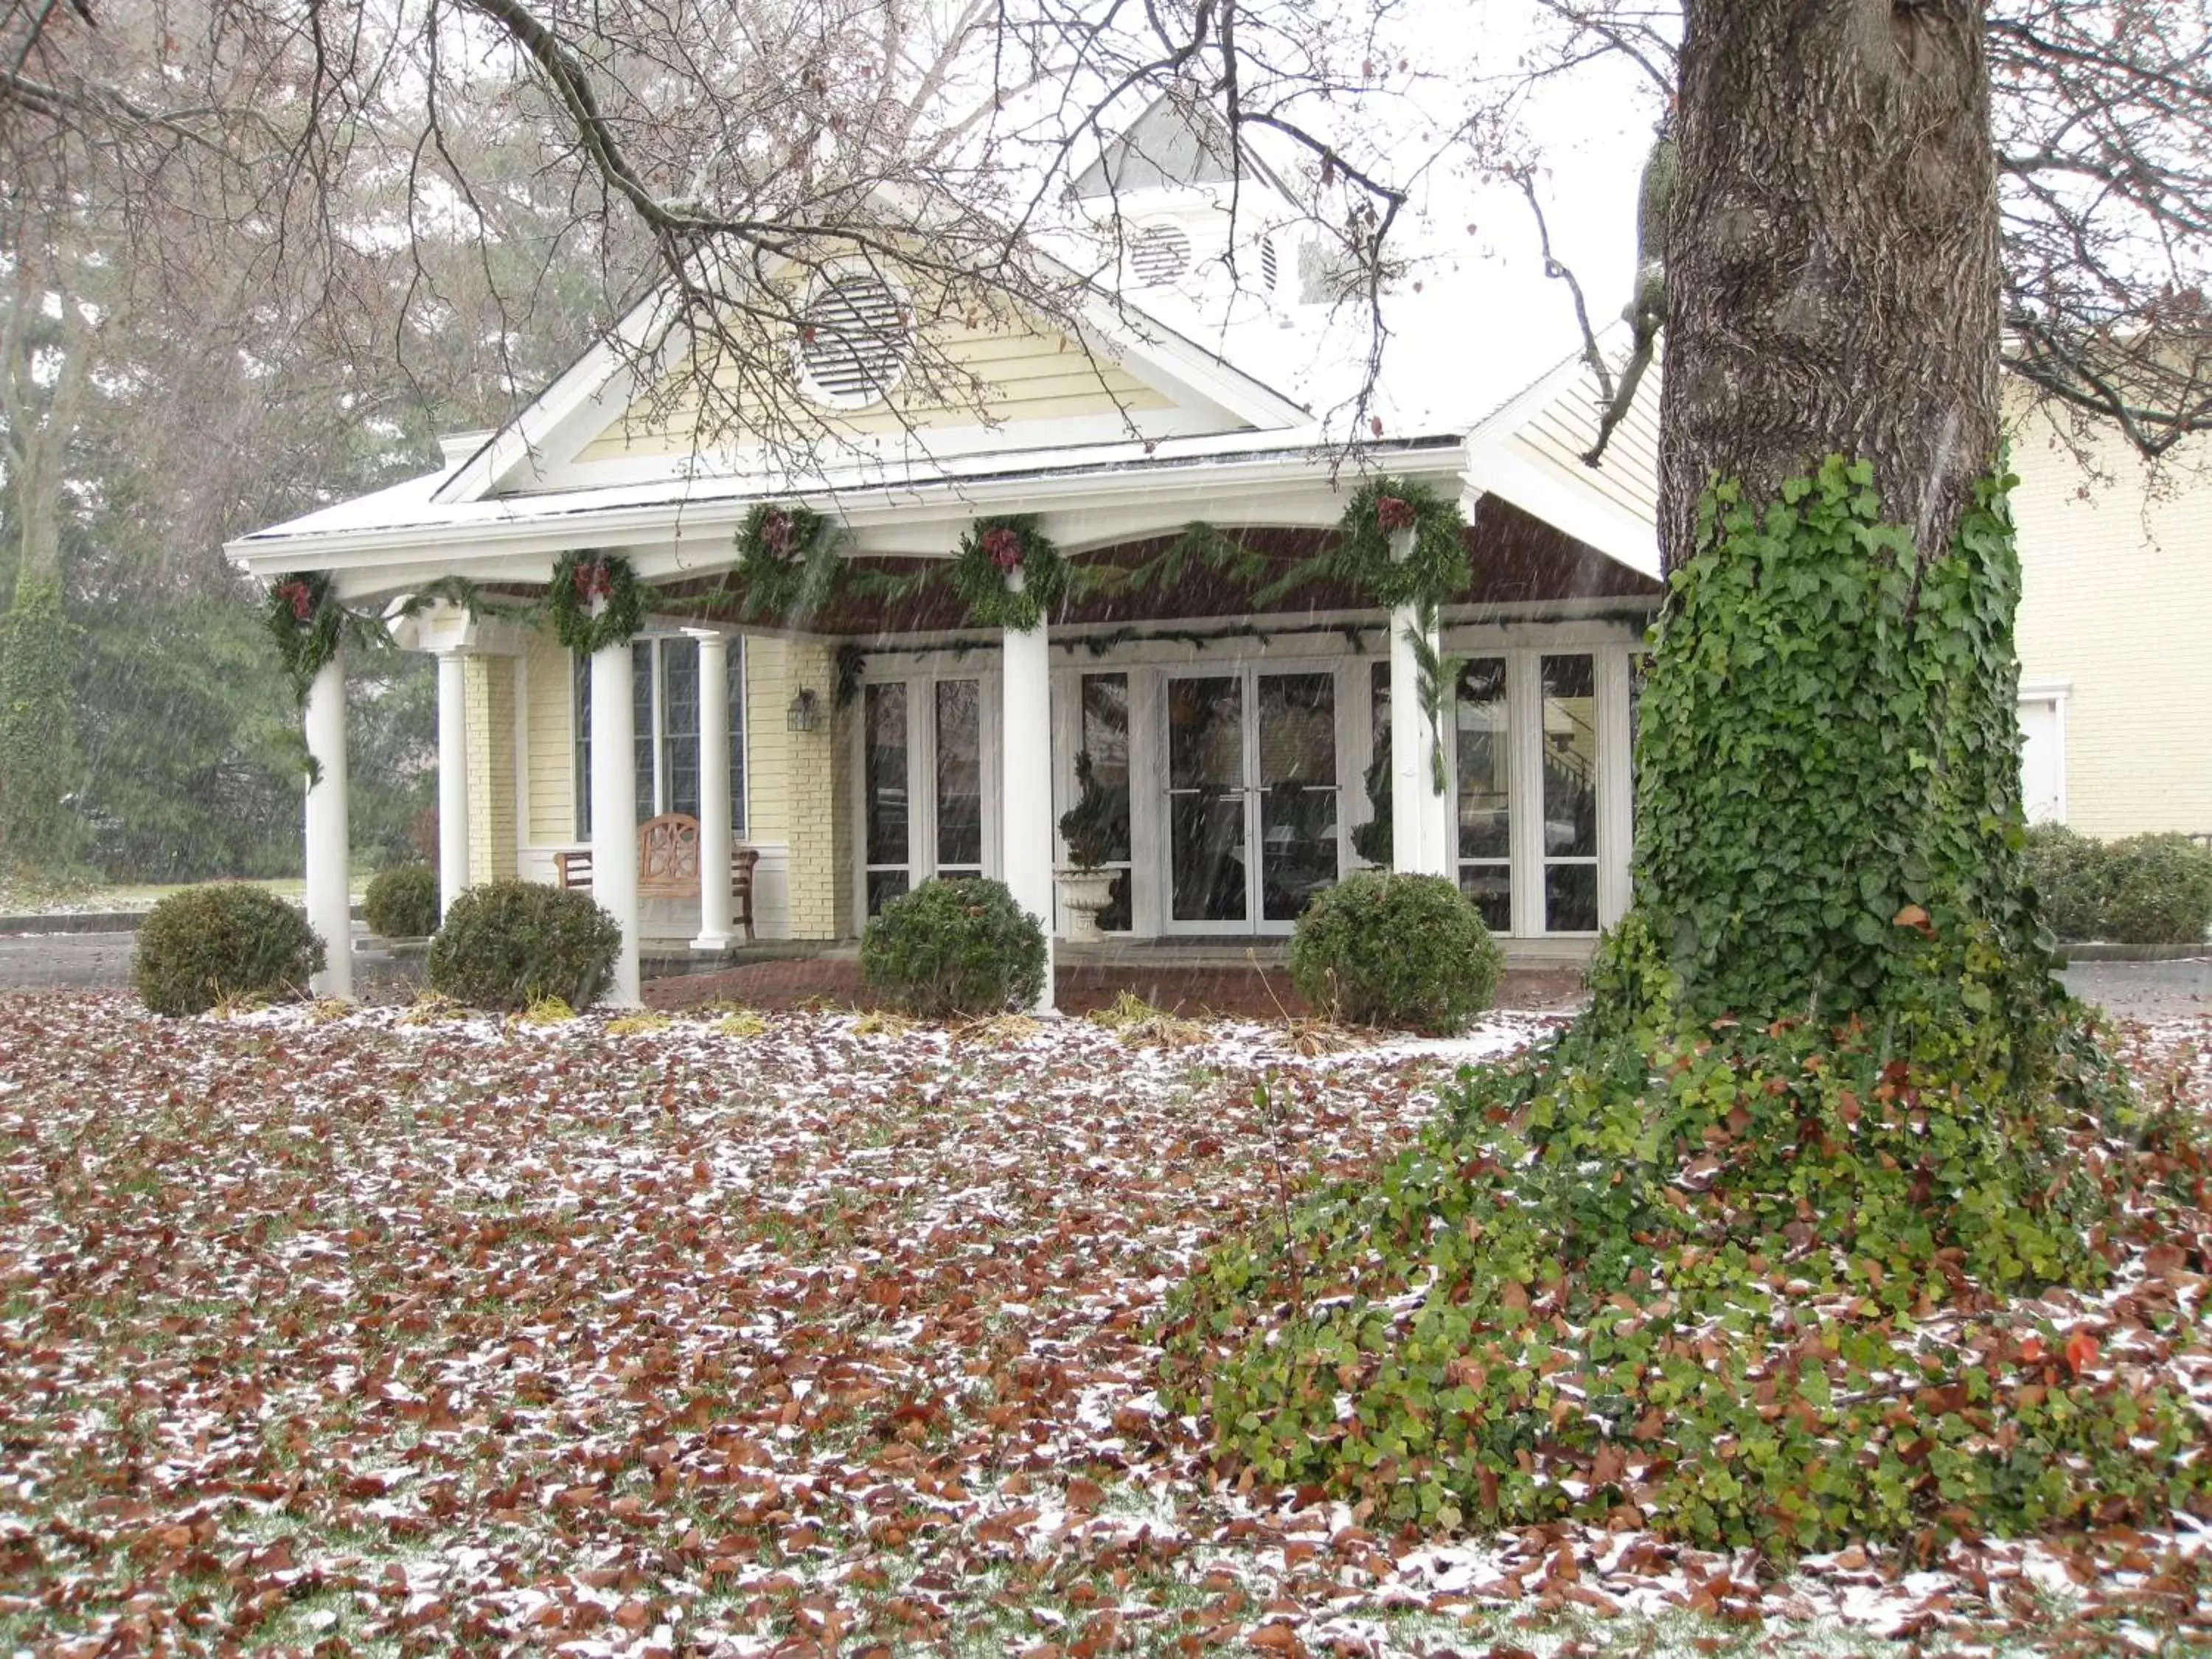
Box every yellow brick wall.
[523,631,577,846]
[2011,409,2212,838]
[778,639,851,939]
[463,656,518,882]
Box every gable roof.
[1068,92,1293,201]
[427,240,1313,508]
[1462,328,1661,578]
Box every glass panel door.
[1256,672,1338,923]
[1079,673,1133,932]
[863,682,911,914]
[933,679,983,878]
[1167,675,1248,924]
[1455,658,1512,932]
[1540,653,1599,931]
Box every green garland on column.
[947,515,1071,631]
[546,552,646,653]
[265,572,347,704]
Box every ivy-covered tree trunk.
[1637,0,2038,1024]
[1658,0,1999,580]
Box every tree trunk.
[1659,0,2001,572]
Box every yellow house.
[2006,407,2212,839]
[229,111,2193,1008]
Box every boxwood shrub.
[134,883,326,1016]
[426,880,623,1011]
[2023,822,2107,942]
[860,877,1046,1018]
[2025,823,2212,943]
[1287,871,1503,1034]
[2101,832,2212,944]
[363,862,439,940]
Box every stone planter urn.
[1056,869,1118,944]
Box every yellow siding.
[742,636,791,846]
[579,314,1170,461]
[464,657,518,882]
[2011,409,2212,838]
[524,631,577,846]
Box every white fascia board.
[1069,301,1310,429]
[229,439,1467,599]
[1463,438,1660,579]
[431,286,682,507]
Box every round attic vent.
[797,274,911,407]
[1130,223,1192,288]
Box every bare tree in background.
[1520,0,2212,472]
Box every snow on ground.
[0,991,2204,1655]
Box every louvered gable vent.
[799,275,910,405]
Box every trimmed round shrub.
[134,883,326,1016]
[2023,821,2107,942]
[860,877,1046,1018]
[2099,832,2212,944]
[363,862,439,940]
[1287,871,1503,1034]
[427,880,623,1011]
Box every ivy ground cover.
[0,992,2206,1655]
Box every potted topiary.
[1056,751,1126,943]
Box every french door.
[860,675,992,917]
[1164,667,1340,932]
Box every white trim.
[1462,443,1661,579]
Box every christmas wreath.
[548,551,646,654]
[1254,476,1470,612]
[946,515,1071,631]
[733,503,846,621]
[265,571,346,703]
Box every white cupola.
[1068,93,1316,318]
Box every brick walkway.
[644,958,1590,1019]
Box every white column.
[688,628,736,952]
[1002,597,1056,1013]
[435,648,470,917]
[302,649,353,1000]
[590,637,642,1007]
[1389,603,1451,877]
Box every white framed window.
[574,636,746,839]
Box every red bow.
[277,580,315,622]
[982,526,1024,569]
[1375,495,1417,532]
[574,561,613,602]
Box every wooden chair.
[554,813,757,941]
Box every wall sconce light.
[786,688,824,733]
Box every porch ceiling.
[646,495,1662,637]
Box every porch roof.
[646,495,1660,637]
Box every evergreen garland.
[265,571,348,703]
[1255,477,1470,611]
[546,552,645,654]
[732,504,845,621]
[946,515,1071,631]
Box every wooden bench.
[554,813,757,941]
